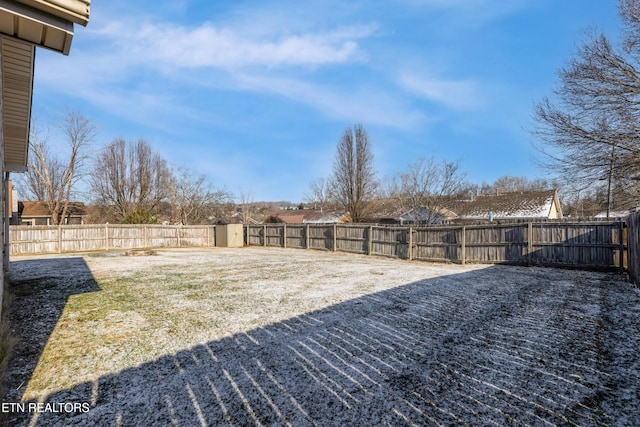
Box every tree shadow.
[3,257,101,404]
[3,259,638,426]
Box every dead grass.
[4,248,639,426]
[7,248,474,401]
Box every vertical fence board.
[628,212,640,285]
[284,224,305,249]
[9,224,216,255]
[9,221,629,275]
[243,221,626,271]
[308,225,332,250]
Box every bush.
[121,210,158,224]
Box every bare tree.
[167,167,232,225]
[394,157,468,224]
[90,138,171,222]
[480,175,556,195]
[22,112,96,225]
[237,190,255,224]
[23,129,59,202]
[304,177,335,210]
[332,124,377,222]
[532,0,640,215]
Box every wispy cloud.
[236,74,426,129]
[34,13,384,130]
[398,73,483,110]
[93,20,375,69]
[35,2,485,135]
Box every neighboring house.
[0,0,90,308]
[397,205,457,225]
[8,180,19,225]
[377,190,563,224]
[18,201,87,225]
[265,209,351,224]
[594,210,632,219]
[446,190,563,223]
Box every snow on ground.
[3,247,640,426]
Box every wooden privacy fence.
[245,221,627,271]
[627,211,640,285]
[9,224,217,255]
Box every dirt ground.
[3,247,640,426]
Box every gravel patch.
[3,247,639,426]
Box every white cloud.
[398,73,483,110]
[93,20,375,69]
[236,73,426,129]
[36,7,439,133]
[34,13,383,131]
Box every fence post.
[283,224,287,248]
[263,225,267,247]
[368,225,373,255]
[306,224,310,249]
[58,225,62,254]
[333,224,337,252]
[144,224,148,248]
[105,224,109,250]
[619,220,625,274]
[461,226,466,265]
[408,227,413,261]
[527,222,533,266]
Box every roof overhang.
[2,35,34,172]
[15,0,89,27]
[0,0,81,55]
[0,0,89,173]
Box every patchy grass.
[3,248,639,426]
[6,248,471,402]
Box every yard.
[3,247,640,426]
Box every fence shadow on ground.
[3,258,101,405]
[4,260,639,426]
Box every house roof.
[0,0,90,55]
[16,0,90,26]
[594,210,631,219]
[374,190,562,223]
[20,200,86,217]
[398,205,456,223]
[448,190,560,219]
[269,209,351,224]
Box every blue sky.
[31,0,621,202]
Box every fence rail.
[8,221,629,273]
[9,224,217,255]
[245,221,627,271]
